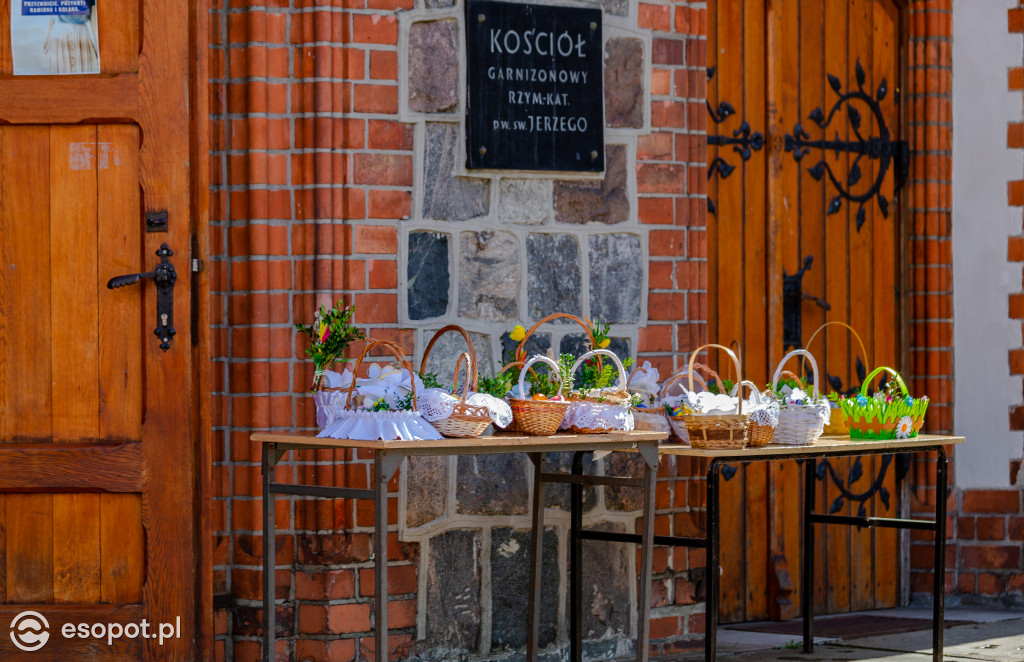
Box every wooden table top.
[252,430,668,456]
[659,433,963,458]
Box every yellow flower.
[509,324,526,342]
[598,338,611,349]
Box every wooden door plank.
[100,493,144,603]
[138,0,194,655]
[0,495,6,602]
[6,493,53,603]
[49,125,104,608]
[713,0,748,624]
[97,125,142,443]
[872,0,901,610]
[0,443,143,492]
[706,0,719,361]
[790,0,830,615]
[765,0,804,622]
[98,0,141,74]
[54,493,102,603]
[0,76,139,124]
[823,0,852,616]
[741,0,769,624]
[0,125,53,443]
[847,0,876,614]
[0,0,11,75]
[50,125,100,443]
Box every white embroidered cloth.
[317,409,442,441]
[560,400,635,432]
[417,388,513,428]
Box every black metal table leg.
[635,456,656,662]
[526,453,545,662]
[802,458,816,652]
[570,451,584,662]
[375,451,389,661]
[705,460,721,662]
[262,444,276,662]
[933,448,948,662]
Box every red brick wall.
[208,1,707,659]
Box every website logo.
[10,611,49,652]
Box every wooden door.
[0,2,197,659]
[707,0,904,622]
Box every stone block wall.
[208,0,708,660]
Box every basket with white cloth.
[672,344,749,449]
[769,349,831,446]
[660,363,719,443]
[416,325,511,437]
[627,362,670,434]
[508,355,571,436]
[561,349,635,434]
[316,339,442,442]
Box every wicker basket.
[732,380,776,447]
[804,321,869,436]
[429,352,492,438]
[670,345,749,449]
[771,349,829,446]
[419,325,491,438]
[564,349,633,434]
[509,355,570,436]
[660,365,716,443]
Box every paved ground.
[685,609,1024,661]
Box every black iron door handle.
[107,243,178,351]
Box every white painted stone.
[952,0,1023,487]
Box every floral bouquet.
[295,300,366,390]
[834,366,928,440]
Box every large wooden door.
[707,0,904,622]
[0,2,197,659]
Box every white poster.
[11,0,99,76]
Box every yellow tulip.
[509,324,526,342]
[598,338,610,349]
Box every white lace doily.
[560,401,634,432]
[746,402,780,428]
[417,388,513,428]
[317,409,442,441]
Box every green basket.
[840,367,928,440]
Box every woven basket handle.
[772,349,820,400]
[689,344,744,415]
[344,339,417,411]
[860,366,909,399]
[420,324,479,392]
[514,313,597,363]
[805,321,870,380]
[569,349,628,393]
[517,355,564,399]
[452,352,473,404]
[659,363,716,400]
[730,380,762,405]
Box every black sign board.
[465,0,604,172]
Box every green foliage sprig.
[478,372,514,399]
[295,301,366,387]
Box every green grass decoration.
[834,366,928,439]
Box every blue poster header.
[21,0,89,16]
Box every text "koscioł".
[488,29,588,58]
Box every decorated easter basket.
[317,339,442,442]
[424,353,493,438]
[417,325,495,438]
[840,366,928,440]
[732,380,778,448]
[677,344,749,450]
[509,355,571,436]
[771,349,831,446]
[562,349,635,434]
[627,365,670,434]
[660,364,716,443]
[804,321,871,436]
